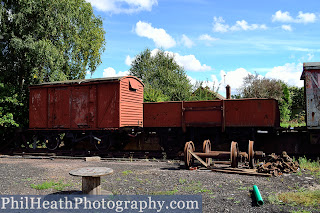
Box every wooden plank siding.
[119,77,144,127]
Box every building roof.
[301,62,320,80]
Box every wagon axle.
[184,140,264,169]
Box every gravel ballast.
[0,157,319,212]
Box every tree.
[238,73,284,100]
[129,48,192,101]
[238,73,292,122]
[191,80,220,101]
[0,0,105,141]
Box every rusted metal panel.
[119,76,144,127]
[29,88,48,128]
[183,101,222,127]
[225,99,280,127]
[301,62,320,129]
[143,102,183,127]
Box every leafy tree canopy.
[129,48,192,101]
[0,0,105,135]
[237,73,305,122]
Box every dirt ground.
[0,156,319,213]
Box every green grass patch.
[152,188,179,195]
[268,190,320,207]
[184,181,212,194]
[298,157,320,173]
[179,178,187,184]
[121,170,133,176]
[31,180,72,191]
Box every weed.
[269,190,320,207]
[30,180,72,191]
[179,178,187,184]
[136,178,143,183]
[238,186,249,191]
[234,200,240,204]
[22,178,32,181]
[121,170,133,176]
[183,181,212,194]
[152,188,178,195]
[290,210,311,213]
[227,197,234,200]
[298,157,320,178]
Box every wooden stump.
[69,167,113,195]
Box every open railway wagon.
[24,76,144,151]
[143,99,280,156]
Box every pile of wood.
[256,151,300,176]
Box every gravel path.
[0,157,319,212]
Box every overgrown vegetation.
[268,189,320,208]
[268,157,320,209]
[237,72,305,124]
[298,157,320,178]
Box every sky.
[85,0,320,97]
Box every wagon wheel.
[184,141,195,169]
[94,135,111,151]
[45,134,61,150]
[230,141,239,168]
[202,140,212,166]
[248,140,255,169]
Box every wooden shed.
[29,76,144,130]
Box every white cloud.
[272,10,316,23]
[281,25,292,31]
[174,53,212,71]
[148,48,211,71]
[297,11,317,23]
[198,34,218,41]
[265,63,303,87]
[287,46,320,52]
[103,67,129,77]
[86,0,157,14]
[212,16,229,33]
[135,21,176,49]
[272,10,294,22]
[181,34,194,48]
[213,16,267,32]
[125,55,134,66]
[219,68,252,90]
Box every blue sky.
[85,0,320,96]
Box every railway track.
[0,148,172,160]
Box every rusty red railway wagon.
[143,99,280,153]
[28,76,144,150]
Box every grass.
[269,189,320,207]
[121,170,133,176]
[31,180,72,191]
[280,122,306,128]
[298,157,320,173]
[297,157,320,181]
[151,188,179,195]
[268,157,320,209]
